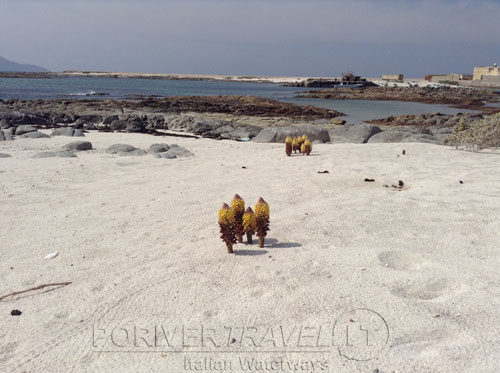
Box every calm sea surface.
[0,77,477,123]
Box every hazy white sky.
[1,0,499,77]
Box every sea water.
[0,77,477,123]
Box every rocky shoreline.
[0,96,342,142]
[0,95,342,119]
[0,95,492,145]
[297,86,500,113]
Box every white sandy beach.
[1,132,500,372]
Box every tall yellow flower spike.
[300,142,307,155]
[218,203,237,253]
[304,139,312,155]
[285,136,292,157]
[231,194,245,243]
[297,135,305,148]
[242,207,257,244]
[254,197,270,248]
[292,137,300,153]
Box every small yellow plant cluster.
[218,195,270,253]
[285,134,312,156]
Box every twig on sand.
[0,282,72,301]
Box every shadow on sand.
[234,249,269,256]
[265,238,302,249]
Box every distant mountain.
[0,56,48,72]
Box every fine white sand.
[1,132,499,372]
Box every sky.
[0,0,499,77]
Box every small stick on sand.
[0,282,72,301]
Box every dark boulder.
[329,123,382,143]
[106,144,147,156]
[52,128,75,137]
[15,125,37,135]
[149,143,170,153]
[103,115,119,124]
[126,120,144,133]
[62,141,93,151]
[164,144,193,158]
[110,120,128,131]
[0,119,11,129]
[51,113,77,125]
[19,131,51,139]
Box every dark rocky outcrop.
[109,120,128,131]
[298,86,500,112]
[366,112,483,128]
[122,96,343,119]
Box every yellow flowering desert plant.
[218,203,237,253]
[303,139,312,155]
[254,197,270,248]
[292,137,300,154]
[242,207,257,244]
[230,194,245,243]
[285,136,292,156]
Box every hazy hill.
[0,56,48,72]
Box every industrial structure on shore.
[424,64,500,84]
[473,64,500,82]
[382,74,404,82]
[425,73,472,83]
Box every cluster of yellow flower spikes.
[218,195,270,253]
[286,134,312,156]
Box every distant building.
[425,74,472,83]
[342,72,360,82]
[382,74,403,82]
[473,64,500,81]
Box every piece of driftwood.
[0,282,72,301]
[151,131,199,139]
